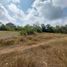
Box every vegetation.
[0,22,67,35]
[0,24,67,67]
[0,22,67,67]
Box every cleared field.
[0,31,19,39]
[0,32,67,67]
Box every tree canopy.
[0,22,67,35]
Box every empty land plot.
[0,33,67,67]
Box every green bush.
[20,29,27,35]
[33,24,42,33]
[1,22,67,34]
[20,25,35,35]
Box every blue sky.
[0,0,67,26]
[20,0,34,12]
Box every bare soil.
[0,32,67,67]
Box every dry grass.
[0,32,66,47]
[0,32,67,67]
[0,31,19,40]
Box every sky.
[0,0,67,26]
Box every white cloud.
[0,0,10,4]
[0,0,20,4]
[23,0,67,25]
[0,4,16,24]
[0,0,67,25]
[0,0,25,25]
[8,3,20,13]
[12,0,20,4]
[8,3,25,21]
[52,0,67,8]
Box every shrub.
[33,24,42,33]
[20,25,35,35]
[20,29,27,36]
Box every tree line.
[0,22,22,31]
[0,22,67,35]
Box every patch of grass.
[0,31,19,39]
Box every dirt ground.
[0,32,67,67]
